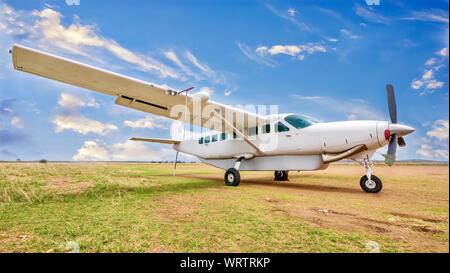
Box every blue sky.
[0,0,448,161]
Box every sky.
[0,0,448,162]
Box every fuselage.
[174,114,392,159]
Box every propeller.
[383,84,414,166]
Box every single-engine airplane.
[10,44,415,193]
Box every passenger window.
[262,124,271,134]
[205,136,211,144]
[212,134,218,142]
[275,122,290,133]
[221,133,227,141]
[248,127,258,136]
[233,132,238,139]
[198,137,204,144]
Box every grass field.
[0,163,448,253]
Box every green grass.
[0,163,447,253]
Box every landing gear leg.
[360,157,383,193]
[224,157,244,187]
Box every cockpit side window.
[198,137,204,144]
[284,115,314,129]
[275,122,290,133]
[205,136,211,144]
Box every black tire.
[224,168,241,187]
[360,175,383,193]
[274,171,289,181]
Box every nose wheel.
[360,158,383,193]
[360,175,383,193]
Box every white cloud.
[403,10,449,24]
[163,50,201,80]
[123,116,167,129]
[416,144,432,157]
[110,140,160,161]
[255,43,327,61]
[416,144,449,160]
[411,80,424,90]
[426,80,444,89]
[58,93,99,109]
[2,4,233,89]
[422,69,434,80]
[291,95,384,120]
[10,116,23,128]
[287,8,298,17]
[427,120,449,141]
[434,149,449,160]
[52,115,117,135]
[411,50,447,93]
[437,47,449,57]
[425,58,437,66]
[237,42,276,67]
[32,8,179,78]
[73,140,110,161]
[185,50,211,74]
[265,4,310,32]
[355,6,390,25]
[417,120,449,160]
[224,91,232,96]
[1,5,179,79]
[184,50,229,85]
[72,140,172,162]
[340,29,360,39]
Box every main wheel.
[360,175,383,193]
[274,171,289,181]
[224,168,241,187]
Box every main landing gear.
[224,157,244,187]
[359,158,383,193]
[274,171,289,182]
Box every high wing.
[11,44,266,133]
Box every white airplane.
[10,44,415,193]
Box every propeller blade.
[385,135,397,166]
[386,84,398,124]
[173,152,179,176]
[398,137,406,147]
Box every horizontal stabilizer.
[130,138,180,145]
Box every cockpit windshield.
[284,114,316,129]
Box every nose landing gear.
[360,158,383,193]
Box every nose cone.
[389,124,415,137]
